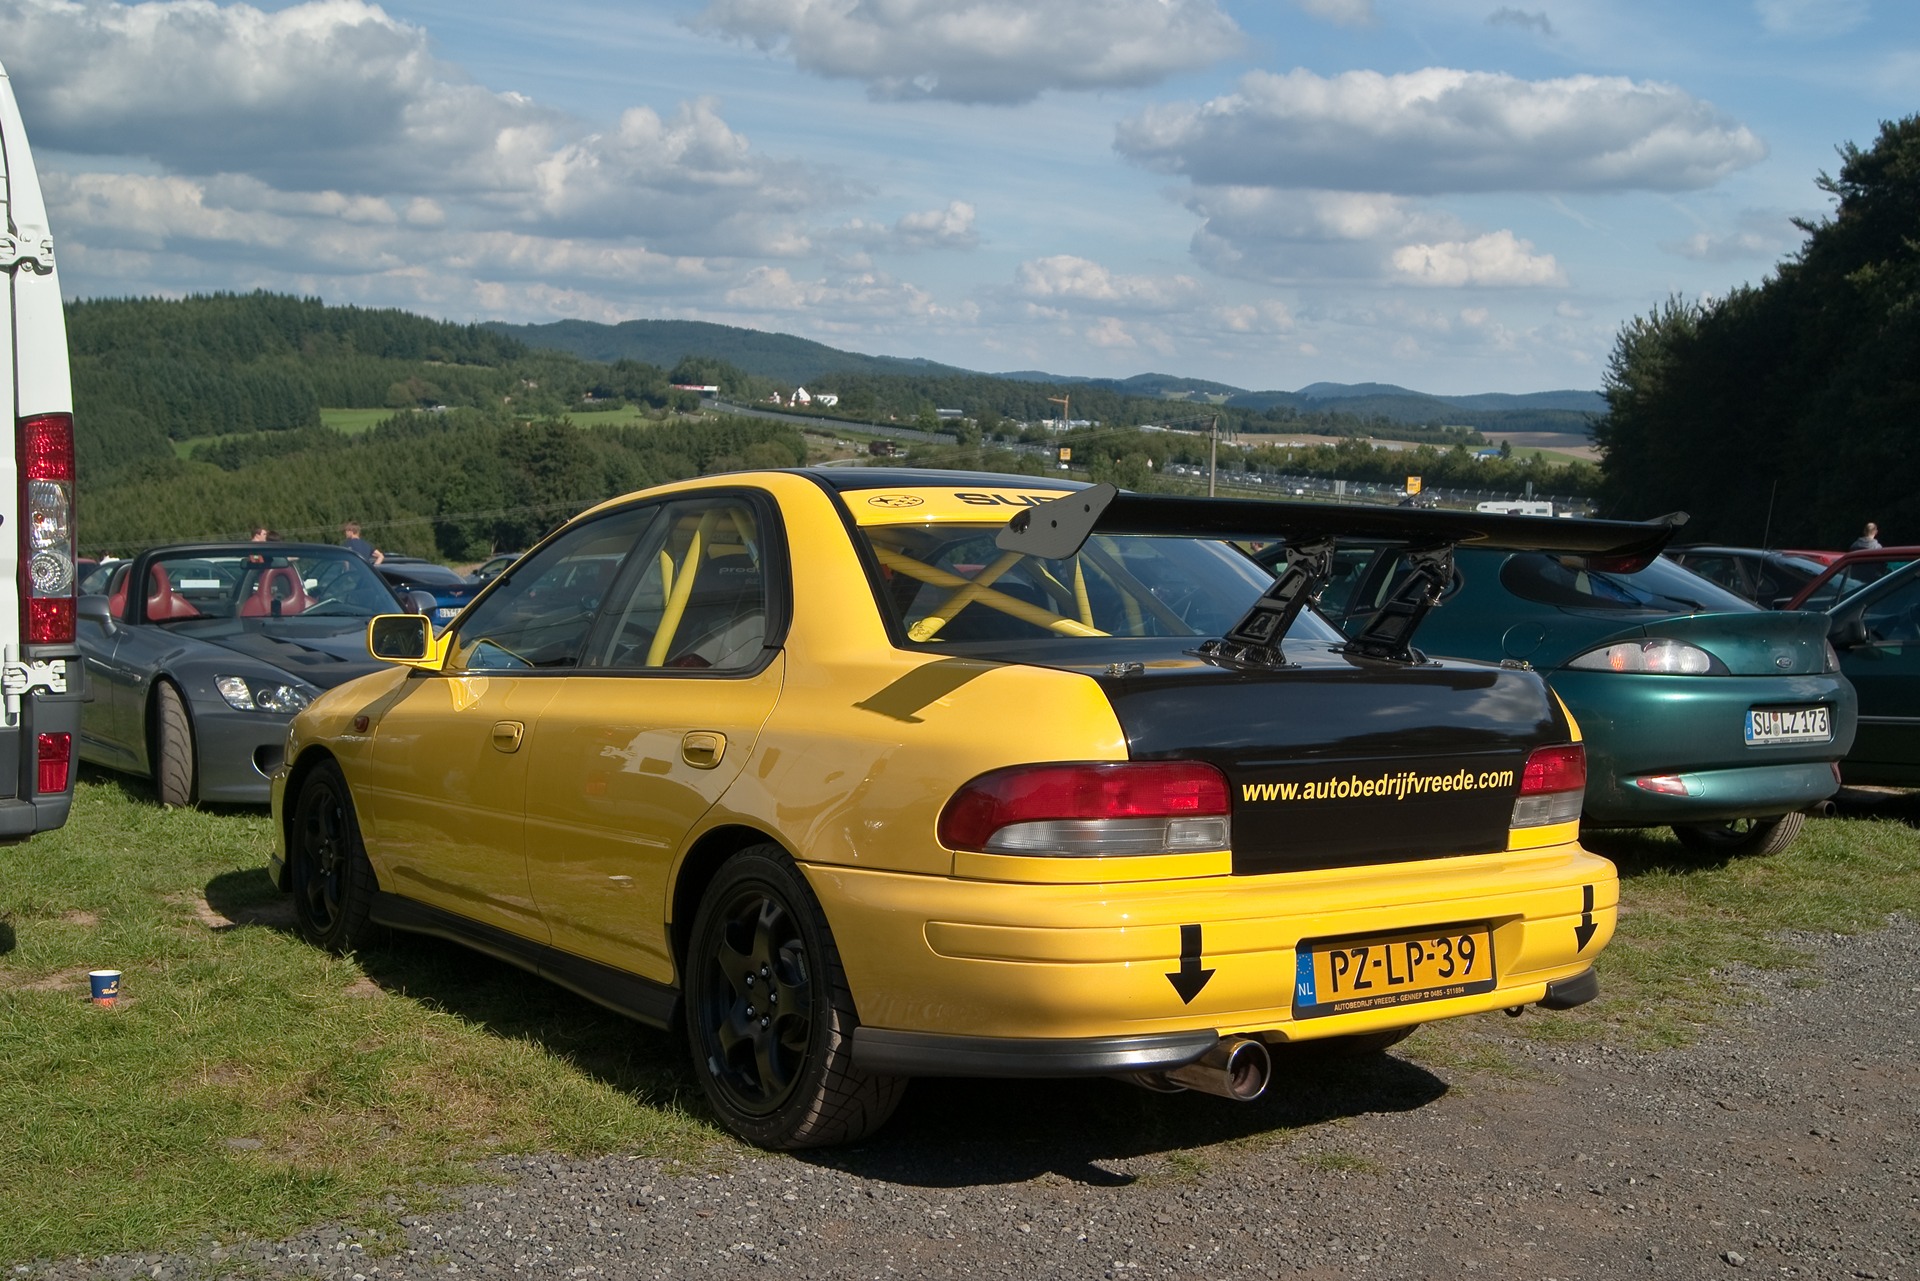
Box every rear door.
[0,61,81,835]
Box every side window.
[587,497,773,672]
[1861,577,1920,646]
[447,507,659,671]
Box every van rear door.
[0,58,81,840]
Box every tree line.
[1596,114,1920,543]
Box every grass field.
[3,777,1916,1264]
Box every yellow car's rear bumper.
[811,841,1615,1076]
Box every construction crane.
[1046,394,1070,432]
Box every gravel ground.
[26,918,1920,1281]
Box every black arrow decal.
[1574,884,1597,952]
[1166,923,1215,1004]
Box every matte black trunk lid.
[1076,644,1567,874]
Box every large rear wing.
[997,485,1689,667]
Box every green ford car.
[1277,545,1858,858]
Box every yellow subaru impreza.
[270,469,1677,1148]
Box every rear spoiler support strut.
[1194,537,1333,669]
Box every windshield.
[136,548,400,623]
[856,523,1343,646]
[1498,552,1755,614]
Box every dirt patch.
[4,964,95,994]
[60,911,99,927]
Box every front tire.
[289,760,379,953]
[153,681,195,807]
[1672,811,1806,858]
[684,846,905,1149]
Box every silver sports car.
[78,543,417,805]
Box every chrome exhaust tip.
[1127,1036,1271,1102]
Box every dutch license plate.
[1293,923,1496,1019]
[1746,705,1831,745]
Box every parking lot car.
[1780,545,1920,612]
[375,556,480,629]
[271,471,1679,1148]
[77,544,410,805]
[1825,559,1920,784]
[467,550,526,584]
[1286,544,1856,857]
[1665,545,1827,607]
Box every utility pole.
[1208,414,1218,497]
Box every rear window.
[856,522,1342,647]
[1499,553,1755,613]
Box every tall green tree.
[1596,115,1920,542]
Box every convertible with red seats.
[76,543,416,805]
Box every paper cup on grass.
[88,970,122,1006]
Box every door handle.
[682,730,727,769]
[491,720,525,753]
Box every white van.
[0,59,79,840]
[1475,499,1554,518]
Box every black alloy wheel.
[290,760,378,953]
[685,846,904,1149]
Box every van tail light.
[939,761,1231,856]
[36,731,70,794]
[20,412,77,645]
[1511,743,1585,829]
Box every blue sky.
[6,0,1915,393]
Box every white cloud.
[1116,67,1767,195]
[724,265,975,323]
[690,0,1243,104]
[830,202,980,253]
[1664,208,1802,262]
[1295,0,1375,27]
[1389,231,1567,287]
[5,0,843,256]
[1012,256,1204,311]
[1755,0,1868,36]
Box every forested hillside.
[69,293,800,558]
[1596,114,1920,544]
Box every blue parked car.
[375,557,478,629]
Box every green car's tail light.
[1565,638,1721,674]
[940,761,1231,856]
[1511,744,1585,828]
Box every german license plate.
[1293,923,1496,1019]
[1746,705,1830,745]
[435,607,459,620]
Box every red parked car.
[1782,547,1920,611]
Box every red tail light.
[19,412,77,644]
[36,731,70,794]
[1512,744,1585,829]
[940,762,1231,856]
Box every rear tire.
[684,845,905,1149]
[289,760,379,953]
[153,681,196,807]
[1672,811,1805,858]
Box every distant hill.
[493,316,1601,434]
[485,318,978,385]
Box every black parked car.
[375,556,480,629]
[78,543,411,805]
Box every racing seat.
[664,550,766,669]
[144,565,201,622]
[240,566,310,617]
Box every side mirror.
[77,594,115,630]
[368,613,435,665]
[1829,614,1869,649]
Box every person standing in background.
[342,520,384,565]
[1851,521,1882,551]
